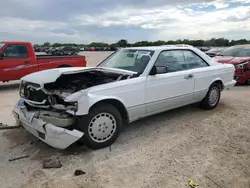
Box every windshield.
[98,49,154,74]
[0,42,5,50]
[220,46,250,57]
[207,48,223,53]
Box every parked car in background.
[34,47,43,52]
[110,46,118,51]
[213,44,250,84]
[53,46,79,56]
[95,47,101,51]
[196,46,211,52]
[0,41,87,82]
[88,47,96,51]
[13,45,236,149]
[205,47,225,57]
[80,47,86,51]
[44,47,52,54]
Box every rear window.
[221,46,250,57]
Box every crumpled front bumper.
[234,68,250,84]
[13,99,84,149]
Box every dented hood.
[21,67,137,86]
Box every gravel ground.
[0,52,249,188]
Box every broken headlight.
[19,81,26,97]
[235,62,249,69]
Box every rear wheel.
[200,83,221,110]
[77,104,123,149]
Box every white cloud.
[203,0,230,9]
[0,0,250,43]
[73,4,250,40]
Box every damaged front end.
[13,99,83,149]
[13,69,134,149]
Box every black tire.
[77,104,123,149]
[245,79,250,85]
[200,82,221,110]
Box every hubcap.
[208,87,219,106]
[88,113,116,143]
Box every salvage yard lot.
[0,52,249,188]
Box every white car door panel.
[145,50,195,115]
[192,66,224,101]
[183,50,223,102]
[146,71,194,114]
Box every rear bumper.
[224,80,237,90]
[13,99,83,149]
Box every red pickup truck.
[0,41,87,82]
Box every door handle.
[184,74,193,79]
[24,60,30,64]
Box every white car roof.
[123,45,220,66]
[124,44,195,51]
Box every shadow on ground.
[0,82,20,92]
[2,102,225,161]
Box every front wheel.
[77,104,123,149]
[200,83,221,110]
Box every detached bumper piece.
[224,80,237,90]
[13,99,84,149]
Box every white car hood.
[21,67,137,86]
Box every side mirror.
[150,66,168,75]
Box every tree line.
[35,38,250,48]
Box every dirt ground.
[0,52,249,188]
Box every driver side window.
[2,45,28,58]
[155,50,188,73]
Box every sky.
[0,0,250,44]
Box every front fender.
[74,93,127,116]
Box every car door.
[183,50,215,102]
[145,50,195,115]
[0,44,35,81]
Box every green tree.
[117,39,128,47]
[43,42,51,47]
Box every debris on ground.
[43,157,62,169]
[9,155,30,162]
[74,169,86,176]
[0,123,21,130]
[189,179,199,187]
